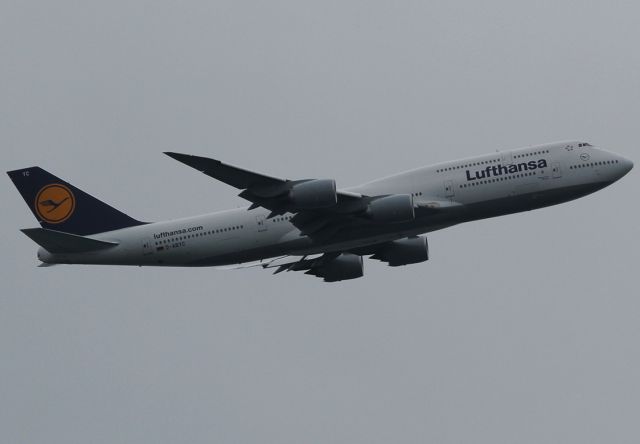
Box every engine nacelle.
[288,179,337,209]
[373,236,429,267]
[311,253,364,282]
[366,194,415,222]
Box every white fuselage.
[39,141,633,267]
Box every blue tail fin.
[7,166,146,235]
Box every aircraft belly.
[186,236,311,266]
[461,180,614,221]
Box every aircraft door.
[142,237,154,256]
[444,180,455,198]
[256,214,268,232]
[501,151,513,165]
[552,163,562,178]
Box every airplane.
[7,140,633,282]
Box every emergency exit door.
[444,180,455,198]
[256,214,268,232]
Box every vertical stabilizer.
[7,167,146,235]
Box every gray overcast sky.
[1,1,639,443]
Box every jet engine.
[307,253,364,282]
[366,194,415,222]
[371,236,429,266]
[288,179,338,209]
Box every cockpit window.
[578,142,592,147]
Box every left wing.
[164,152,363,210]
[165,152,372,237]
[164,152,286,192]
[164,152,453,239]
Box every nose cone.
[619,155,634,177]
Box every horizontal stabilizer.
[21,228,119,254]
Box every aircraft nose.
[619,156,634,176]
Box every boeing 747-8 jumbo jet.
[8,141,633,281]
